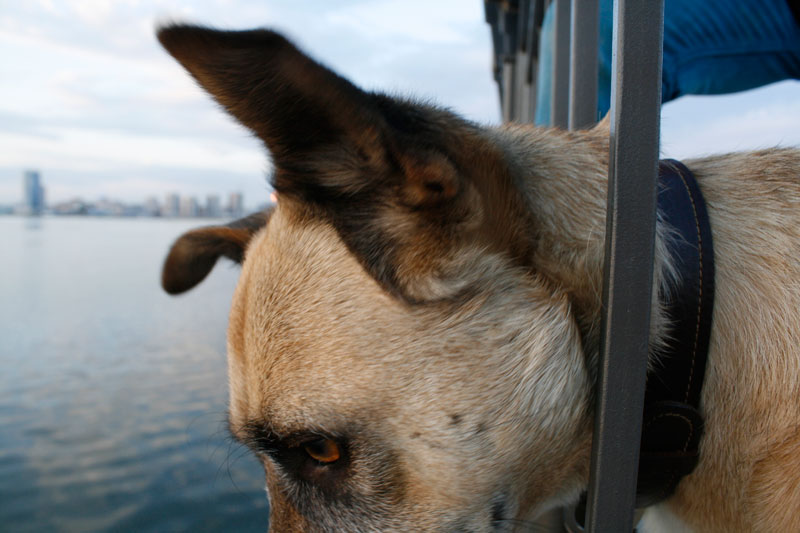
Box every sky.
[1,0,799,209]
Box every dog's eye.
[302,438,341,464]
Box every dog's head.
[159,25,594,531]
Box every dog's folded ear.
[161,210,271,295]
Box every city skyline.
[6,168,266,218]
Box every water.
[0,216,268,532]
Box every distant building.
[23,170,45,215]
[51,199,89,216]
[144,196,161,217]
[228,192,244,218]
[89,196,130,216]
[163,193,180,217]
[206,194,222,218]
[179,195,199,217]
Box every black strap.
[636,159,716,507]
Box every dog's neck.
[489,122,672,377]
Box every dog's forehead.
[243,204,406,344]
[224,202,583,442]
[227,204,414,426]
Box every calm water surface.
[0,216,268,532]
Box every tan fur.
[159,26,800,532]
[225,132,800,532]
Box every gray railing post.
[484,2,666,528]
[568,0,598,130]
[501,3,520,122]
[551,0,571,127]
[514,0,533,122]
[584,0,665,531]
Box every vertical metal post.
[568,0,598,130]
[551,0,571,127]
[527,0,547,121]
[501,60,516,122]
[585,0,664,531]
[515,0,533,122]
[498,2,519,122]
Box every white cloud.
[661,81,800,159]
[0,127,265,175]
[324,0,479,44]
[70,0,116,27]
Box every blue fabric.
[535,0,800,126]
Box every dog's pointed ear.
[157,25,383,174]
[162,210,271,295]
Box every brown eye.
[303,438,341,464]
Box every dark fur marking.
[490,494,507,528]
[425,181,444,193]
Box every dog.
[157,24,800,532]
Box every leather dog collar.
[635,159,716,507]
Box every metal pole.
[527,0,547,121]
[551,0,571,127]
[498,2,519,122]
[515,0,534,122]
[585,0,664,531]
[568,0,598,130]
[502,60,516,122]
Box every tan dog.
[158,25,800,532]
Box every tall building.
[23,170,45,215]
[206,194,222,218]
[228,192,244,218]
[144,196,160,217]
[163,193,180,217]
[179,195,199,217]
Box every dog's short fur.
[158,25,800,532]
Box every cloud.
[0,126,265,175]
[324,0,480,45]
[661,81,800,159]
